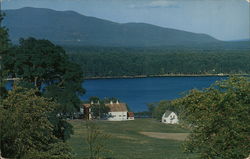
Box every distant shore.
[85,73,249,80]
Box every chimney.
[116,100,119,104]
[97,100,100,105]
[91,101,94,105]
[110,101,113,105]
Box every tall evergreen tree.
[0,10,9,52]
[0,11,10,99]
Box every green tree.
[89,96,101,103]
[91,103,110,119]
[3,37,85,114]
[147,103,156,118]
[0,12,9,54]
[103,97,119,103]
[149,100,178,120]
[0,86,72,159]
[175,76,250,159]
[0,11,10,99]
[2,38,84,140]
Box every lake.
[81,76,227,112]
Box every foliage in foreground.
[175,76,250,159]
[0,86,73,159]
[85,122,111,159]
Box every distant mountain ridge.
[228,39,250,42]
[3,7,222,47]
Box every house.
[106,101,128,121]
[161,110,179,124]
[82,100,134,121]
[127,112,135,120]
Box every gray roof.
[105,103,128,112]
[163,110,173,118]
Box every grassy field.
[68,118,197,159]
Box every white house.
[106,101,128,121]
[162,111,179,124]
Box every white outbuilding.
[162,111,179,124]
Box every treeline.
[67,47,250,78]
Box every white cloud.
[129,0,180,9]
[148,0,179,8]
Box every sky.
[1,0,250,41]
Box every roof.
[83,103,91,108]
[127,112,134,117]
[163,110,173,118]
[105,103,128,112]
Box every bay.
[80,76,227,112]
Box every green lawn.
[68,119,197,159]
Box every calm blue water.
[80,76,227,112]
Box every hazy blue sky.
[2,0,250,41]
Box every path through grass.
[68,119,197,159]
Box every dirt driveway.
[140,132,189,141]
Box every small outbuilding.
[127,112,135,120]
[162,111,179,124]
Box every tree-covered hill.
[68,48,250,78]
[4,7,221,47]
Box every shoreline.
[84,74,249,80]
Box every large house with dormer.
[106,101,128,121]
[82,100,134,121]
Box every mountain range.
[3,7,250,49]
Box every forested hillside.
[68,48,250,78]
